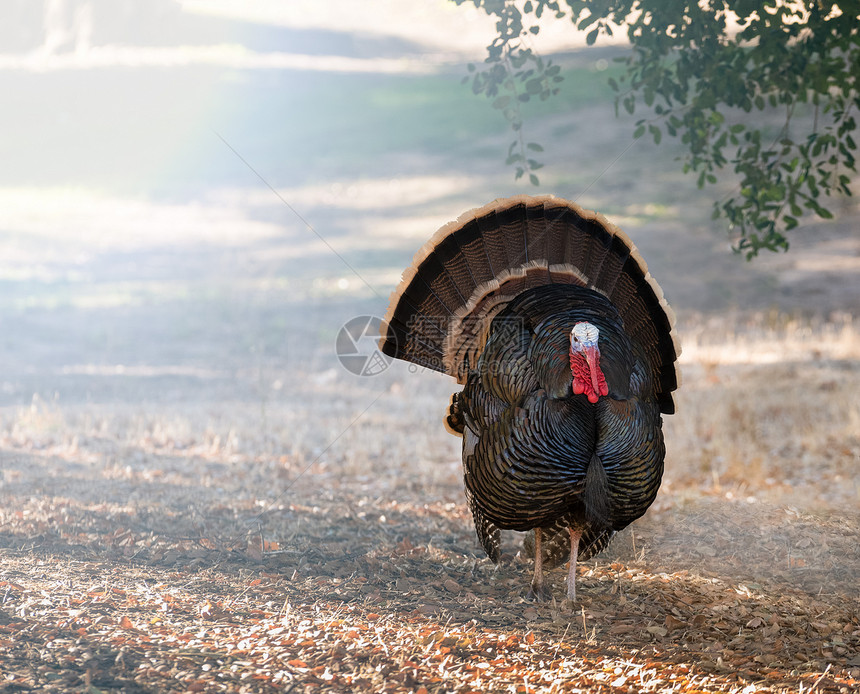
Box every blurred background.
[0,0,857,525]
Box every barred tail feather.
[379,195,680,414]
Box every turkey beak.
[583,344,603,401]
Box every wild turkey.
[379,195,680,601]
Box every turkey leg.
[528,528,551,601]
[567,527,582,601]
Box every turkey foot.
[560,598,577,613]
[527,582,553,602]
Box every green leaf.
[525,78,543,94]
[623,95,635,115]
[529,173,540,186]
[527,142,544,152]
[578,12,600,30]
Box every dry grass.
[666,314,860,510]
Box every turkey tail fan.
[379,195,681,414]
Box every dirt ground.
[1,4,860,693]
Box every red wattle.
[570,351,608,403]
[596,362,608,396]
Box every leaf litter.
[0,443,858,693]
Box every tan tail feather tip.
[444,417,464,437]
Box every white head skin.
[570,322,599,350]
